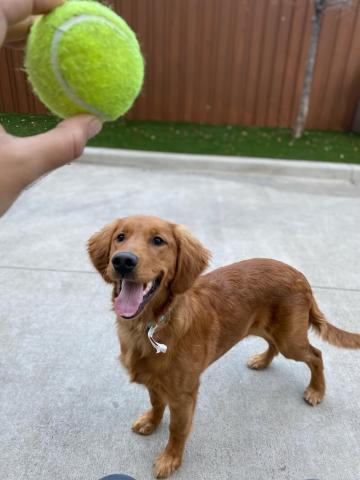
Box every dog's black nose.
[112,252,139,277]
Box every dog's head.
[88,215,211,319]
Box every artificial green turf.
[1,112,360,163]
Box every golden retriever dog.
[88,215,360,478]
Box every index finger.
[0,0,64,27]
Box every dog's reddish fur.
[88,215,360,478]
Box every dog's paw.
[247,353,271,370]
[154,451,181,478]
[132,412,158,435]
[303,387,324,406]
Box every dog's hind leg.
[279,341,325,406]
[247,340,278,370]
[274,303,326,406]
[302,345,325,406]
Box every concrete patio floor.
[1,155,360,480]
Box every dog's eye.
[116,233,125,242]
[152,236,166,246]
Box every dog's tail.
[309,300,360,349]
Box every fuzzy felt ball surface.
[25,0,144,121]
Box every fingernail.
[87,117,103,139]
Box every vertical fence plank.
[243,0,268,125]
[255,0,282,126]
[229,0,251,125]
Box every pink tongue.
[114,280,144,317]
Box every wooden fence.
[1,0,360,130]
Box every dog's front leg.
[132,388,166,435]
[154,391,197,478]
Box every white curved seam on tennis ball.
[51,15,129,121]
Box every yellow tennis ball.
[25,0,144,121]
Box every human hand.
[0,0,103,216]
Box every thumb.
[18,114,102,178]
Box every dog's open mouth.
[114,275,162,319]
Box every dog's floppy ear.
[171,225,211,295]
[87,221,118,283]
